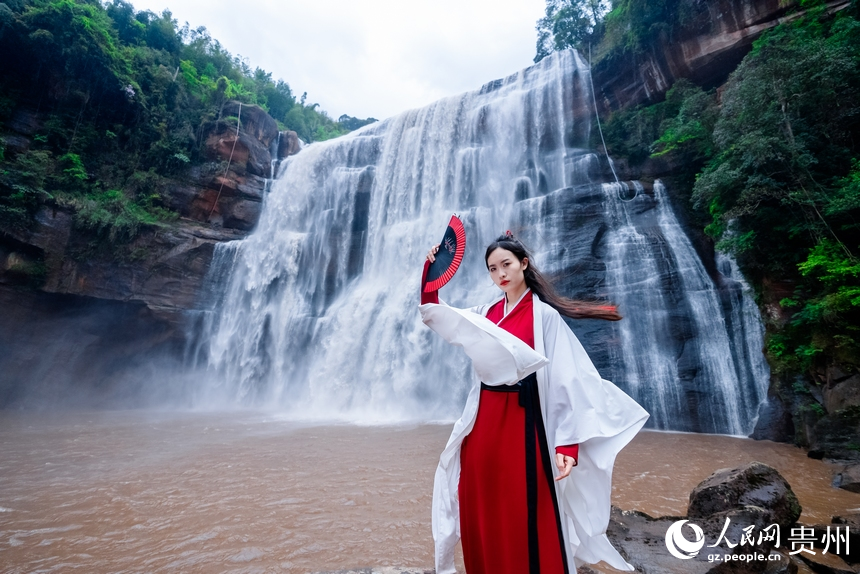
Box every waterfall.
[189,50,770,433]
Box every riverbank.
[1,411,857,573]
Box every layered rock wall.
[593,0,851,111]
[0,103,299,406]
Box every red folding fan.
[423,215,466,292]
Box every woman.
[419,232,649,574]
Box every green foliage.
[337,114,377,132]
[693,12,860,370]
[535,0,611,62]
[536,0,711,63]
[602,79,717,166]
[0,149,53,231]
[72,188,175,242]
[649,81,717,160]
[592,4,860,375]
[0,0,372,245]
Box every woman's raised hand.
[426,244,440,263]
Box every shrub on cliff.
[692,11,860,371]
[0,0,373,243]
[573,1,860,380]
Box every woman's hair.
[484,233,622,321]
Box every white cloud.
[129,0,546,120]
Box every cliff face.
[593,0,851,111]
[0,103,300,406]
[1,103,300,316]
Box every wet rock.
[830,514,860,565]
[169,172,266,231]
[763,552,810,574]
[800,523,859,567]
[795,550,855,574]
[607,508,707,574]
[606,507,782,574]
[762,553,798,574]
[752,386,796,443]
[0,285,189,408]
[278,130,301,158]
[833,464,860,493]
[687,462,802,528]
[203,121,273,178]
[824,374,860,413]
[2,204,246,317]
[608,464,803,574]
[221,101,278,147]
[808,408,860,461]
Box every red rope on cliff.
[207,102,242,223]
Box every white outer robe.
[419,294,649,574]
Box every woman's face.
[486,248,528,296]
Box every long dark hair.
[484,233,622,321]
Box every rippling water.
[0,411,856,573]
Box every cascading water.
[189,49,769,434]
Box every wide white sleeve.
[541,309,606,448]
[539,304,649,571]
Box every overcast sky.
[129,0,548,121]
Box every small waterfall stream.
[189,50,769,434]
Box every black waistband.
[480,372,536,393]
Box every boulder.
[795,550,855,574]
[808,408,860,461]
[169,171,266,231]
[833,464,860,493]
[762,554,797,574]
[203,123,273,178]
[222,101,279,148]
[799,522,859,567]
[607,507,706,574]
[831,514,860,565]
[751,386,796,443]
[687,462,802,527]
[824,374,860,413]
[607,464,803,574]
[606,507,792,574]
[278,130,301,158]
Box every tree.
[535,0,611,62]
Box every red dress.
[420,268,578,574]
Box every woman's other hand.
[555,452,577,481]
[426,244,440,263]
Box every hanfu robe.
[419,284,649,574]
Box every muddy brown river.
[0,411,857,573]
